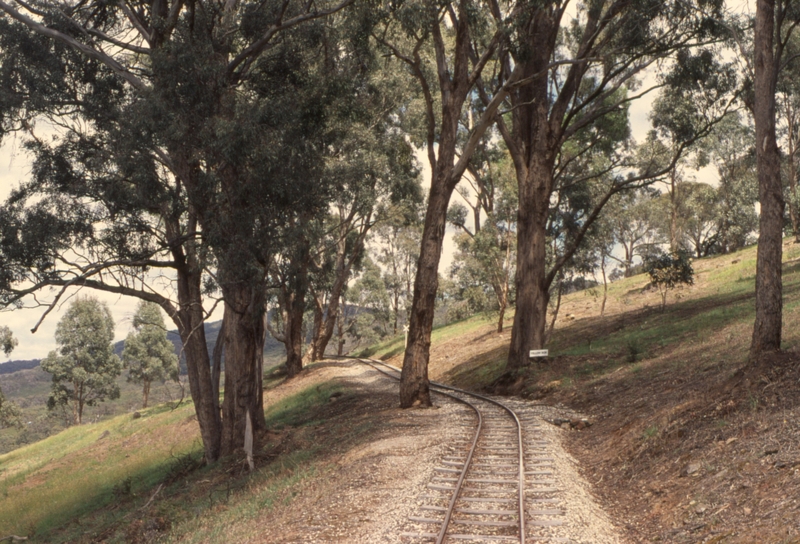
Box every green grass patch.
[359,312,500,360]
[264,382,344,429]
[0,401,200,540]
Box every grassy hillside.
[375,238,800,543]
[4,239,800,542]
[0,318,288,455]
[0,366,389,543]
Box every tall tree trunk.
[162,161,222,463]
[545,278,564,345]
[401,181,454,407]
[501,8,561,370]
[310,293,325,361]
[600,253,608,316]
[172,257,221,463]
[396,2,507,407]
[751,0,784,360]
[219,283,267,457]
[211,315,226,417]
[786,101,800,242]
[392,291,399,336]
[284,288,307,377]
[669,168,680,253]
[142,380,150,409]
[506,40,556,368]
[507,179,550,368]
[497,290,507,333]
[336,304,346,356]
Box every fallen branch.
[139,483,163,511]
[0,536,28,543]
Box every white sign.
[529,349,549,358]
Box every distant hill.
[0,359,40,375]
[112,318,286,372]
[1,319,286,378]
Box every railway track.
[349,357,568,544]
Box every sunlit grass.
[358,311,500,360]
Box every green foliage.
[0,325,22,428]
[121,301,179,408]
[0,326,17,356]
[343,257,392,348]
[40,296,122,424]
[645,252,695,310]
[372,206,422,334]
[702,113,758,253]
[0,389,22,430]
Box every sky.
[0,2,747,361]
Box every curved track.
[348,357,566,544]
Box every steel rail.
[337,356,526,544]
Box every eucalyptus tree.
[342,257,393,349]
[603,188,664,276]
[0,56,223,456]
[307,111,421,363]
[747,0,800,359]
[779,77,800,242]
[447,148,518,332]
[704,112,758,253]
[0,0,353,461]
[122,301,179,408]
[41,296,121,425]
[0,326,21,429]
[680,182,720,257]
[373,205,423,336]
[372,0,523,407]
[776,32,800,242]
[479,1,736,368]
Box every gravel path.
[266,362,624,543]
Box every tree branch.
[0,0,149,91]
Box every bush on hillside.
[645,252,694,310]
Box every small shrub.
[112,476,133,500]
[626,340,641,363]
[643,425,659,440]
[445,300,472,323]
[165,452,202,483]
[645,251,694,310]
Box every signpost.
[529,349,549,358]
[403,324,410,349]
